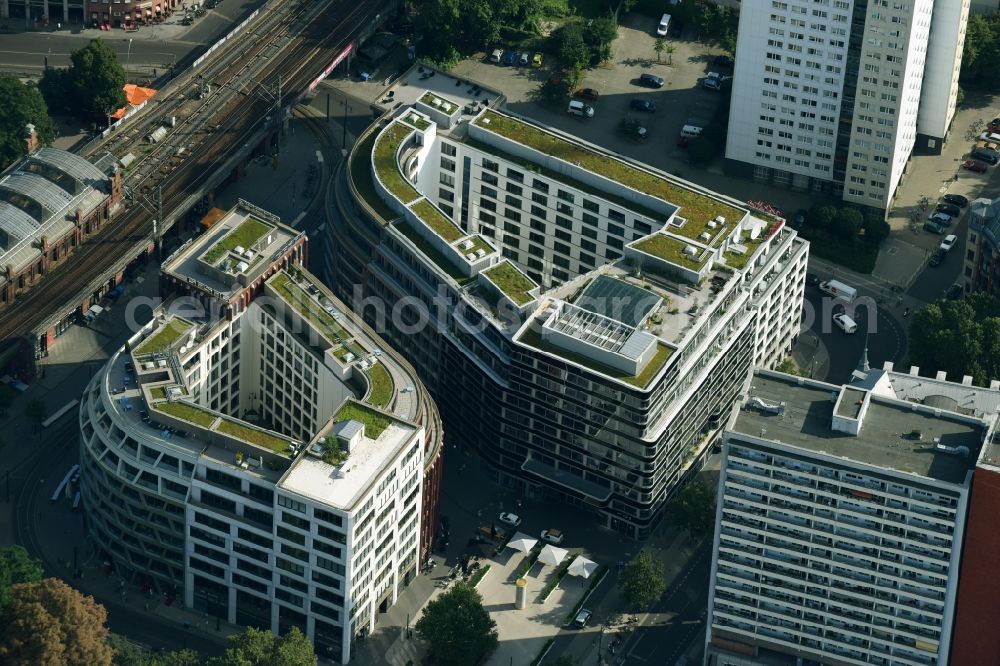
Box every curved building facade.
[80,204,443,663]
[328,93,808,539]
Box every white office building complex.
[331,94,809,538]
[726,0,968,214]
[79,205,443,663]
[704,367,993,666]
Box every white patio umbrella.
[538,544,568,566]
[506,532,538,554]
[567,555,599,579]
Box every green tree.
[415,582,498,666]
[809,204,838,232]
[863,215,891,244]
[668,481,717,535]
[108,634,199,666]
[553,22,590,72]
[583,14,618,64]
[39,67,74,114]
[654,37,665,63]
[207,626,317,666]
[24,399,48,430]
[69,39,127,116]
[0,546,43,606]
[618,552,666,611]
[832,207,864,240]
[960,13,998,84]
[664,43,675,65]
[908,298,992,385]
[0,76,56,171]
[775,357,807,377]
[0,578,114,666]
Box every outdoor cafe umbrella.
[538,544,568,567]
[506,532,538,554]
[567,555,599,579]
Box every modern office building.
[962,196,1000,296]
[726,0,968,214]
[704,365,995,666]
[79,203,443,663]
[331,91,809,539]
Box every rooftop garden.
[518,326,674,389]
[474,112,744,243]
[149,386,167,400]
[419,92,459,112]
[321,437,350,466]
[366,362,393,408]
[218,419,292,456]
[154,401,217,428]
[724,220,777,270]
[201,217,272,265]
[459,235,494,258]
[334,402,392,440]
[373,123,421,204]
[483,262,537,306]
[351,131,401,221]
[135,319,193,355]
[411,199,464,242]
[401,111,431,131]
[632,234,710,271]
[270,272,350,344]
[397,221,473,285]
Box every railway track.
[0,0,382,344]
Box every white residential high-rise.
[704,368,993,666]
[726,0,968,214]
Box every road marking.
[681,619,701,625]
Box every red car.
[574,88,600,100]
[963,159,989,173]
[989,117,1000,132]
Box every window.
[531,192,547,206]
[607,209,625,223]
[506,182,523,196]
[581,239,597,253]
[503,221,521,235]
[553,241,571,256]
[556,202,573,216]
[557,189,574,203]
[582,199,599,213]
[555,216,573,230]
[482,172,498,186]
[607,224,624,237]
[581,212,599,227]
[505,194,521,208]
[278,495,305,513]
[507,168,523,183]
[530,205,546,220]
[554,229,572,242]
[440,157,455,172]
[441,142,457,156]
[482,159,499,173]
[504,209,521,223]
[481,186,497,199]
[530,218,546,232]
[440,173,455,187]
[532,180,549,193]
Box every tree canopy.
[109,634,200,666]
[206,626,317,666]
[0,546,44,607]
[908,294,1000,387]
[961,12,1000,86]
[0,578,114,666]
[618,551,666,611]
[415,582,498,666]
[667,481,717,535]
[0,76,55,171]
[411,0,542,66]
[70,39,127,116]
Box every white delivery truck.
[818,279,857,302]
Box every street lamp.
[125,38,134,83]
[341,100,352,149]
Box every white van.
[818,279,857,302]
[833,313,858,334]
[657,13,671,36]
[567,100,594,118]
[679,125,702,138]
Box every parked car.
[714,54,734,68]
[532,52,543,67]
[541,529,564,544]
[971,148,999,165]
[929,249,944,267]
[630,98,656,112]
[567,100,595,118]
[924,220,947,234]
[518,52,530,66]
[622,118,648,139]
[946,283,964,300]
[940,234,958,252]
[927,212,952,225]
[702,72,723,90]
[573,608,593,628]
[942,194,969,207]
[498,512,522,527]
[502,49,517,66]
[963,159,989,172]
[937,203,962,217]
[574,87,600,100]
[638,73,664,88]
[489,49,503,64]
[805,272,820,287]
[833,313,858,334]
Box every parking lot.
[451,13,737,184]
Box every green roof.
[724,222,776,270]
[474,111,744,244]
[419,91,460,111]
[270,272,351,345]
[462,235,494,257]
[397,221,472,284]
[374,123,420,204]
[217,419,293,456]
[411,199,463,242]
[335,402,391,439]
[518,326,674,389]
[366,362,394,408]
[202,217,272,265]
[401,111,431,131]
[154,401,217,428]
[483,262,537,306]
[632,234,709,271]
[351,131,400,221]
[135,319,193,355]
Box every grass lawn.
[632,234,709,271]
[335,402,391,439]
[474,112,743,244]
[401,110,431,131]
[154,401,216,428]
[351,131,400,222]
[366,362,394,408]
[465,235,494,257]
[483,262,537,305]
[270,272,350,344]
[518,326,673,388]
[135,319,192,355]
[373,123,421,204]
[218,419,292,456]
[149,386,166,400]
[396,222,472,284]
[202,217,272,265]
[411,199,464,242]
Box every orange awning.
[111,83,158,119]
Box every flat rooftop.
[733,373,985,485]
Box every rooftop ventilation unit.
[683,245,698,256]
[236,261,249,273]
[431,98,442,107]
[475,248,486,258]
[715,215,726,225]
[707,220,717,229]
[698,232,711,242]
[234,245,245,255]
[460,239,474,250]
[466,252,477,261]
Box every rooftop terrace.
[373,123,420,204]
[135,319,193,356]
[734,373,983,485]
[482,261,537,306]
[200,217,272,266]
[472,111,745,245]
[631,233,710,271]
[269,271,352,347]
